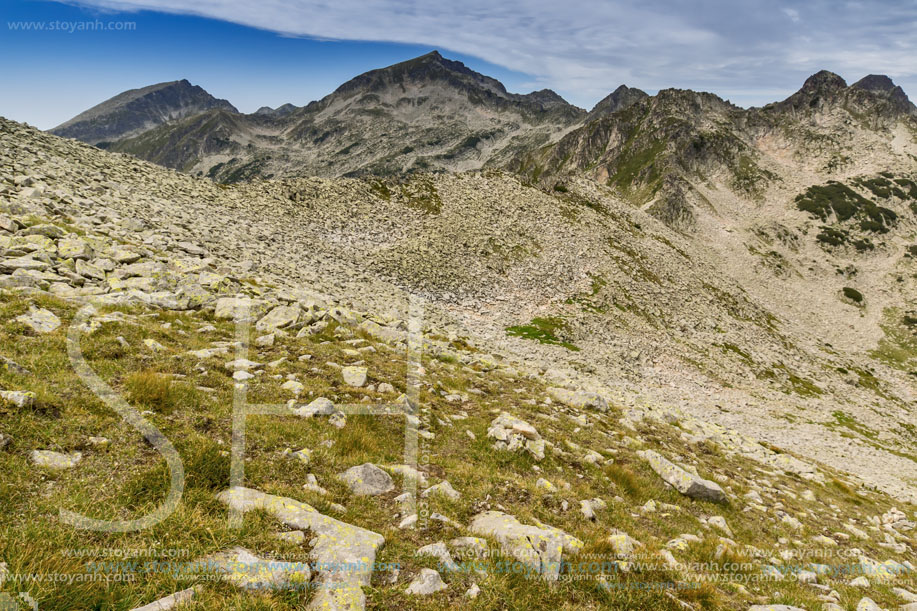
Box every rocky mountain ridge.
[1,114,917,611]
[94,51,588,181]
[49,79,238,145]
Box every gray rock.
[547,387,609,412]
[203,546,310,590]
[422,480,461,501]
[16,306,61,333]
[31,450,81,469]
[406,568,446,595]
[638,449,727,503]
[470,510,582,581]
[293,397,336,417]
[58,237,93,260]
[274,530,306,545]
[255,305,299,331]
[0,390,35,408]
[416,541,457,571]
[342,366,368,387]
[338,463,394,496]
[217,487,384,611]
[487,412,545,461]
[580,498,607,521]
[128,586,198,611]
[855,598,881,611]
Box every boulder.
[638,450,727,503]
[470,510,583,581]
[338,463,394,496]
[547,387,609,412]
[217,487,384,610]
[16,306,60,333]
[406,568,446,595]
[255,305,299,331]
[342,366,368,388]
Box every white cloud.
[58,0,917,107]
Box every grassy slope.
[0,290,914,610]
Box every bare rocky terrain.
[0,53,915,610]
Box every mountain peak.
[852,74,896,92]
[588,85,649,118]
[51,79,237,144]
[775,70,848,111]
[331,50,511,100]
[801,70,848,93]
[850,74,916,115]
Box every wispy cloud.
[56,0,917,107]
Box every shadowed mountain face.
[95,51,587,181]
[49,79,238,145]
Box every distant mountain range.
[49,51,916,198]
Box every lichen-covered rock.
[470,510,582,581]
[202,547,310,590]
[16,306,60,333]
[547,387,609,412]
[422,480,460,500]
[217,487,384,610]
[342,366,368,387]
[255,305,299,331]
[31,450,81,469]
[0,390,35,408]
[638,449,727,503]
[338,463,394,496]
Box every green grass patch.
[505,317,579,351]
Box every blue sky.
[2,0,916,129]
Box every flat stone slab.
[217,487,385,610]
[547,387,609,412]
[129,586,197,611]
[638,449,727,503]
[16,306,60,333]
[470,510,582,581]
[202,546,310,590]
[31,450,81,470]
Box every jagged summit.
[852,74,916,114]
[774,70,916,116]
[328,50,577,114]
[588,85,649,118]
[50,79,237,145]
